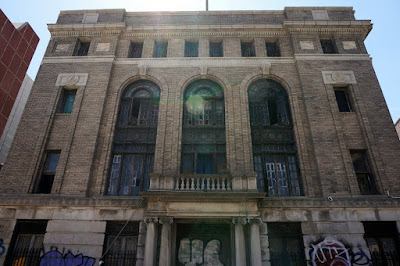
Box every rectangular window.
[334,88,353,112]
[73,40,90,56]
[241,41,256,57]
[153,41,168,58]
[350,150,377,195]
[210,41,223,57]
[35,152,60,194]
[5,220,47,265]
[321,39,337,54]
[128,42,143,58]
[59,89,77,114]
[266,42,281,57]
[363,222,400,265]
[184,41,199,57]
[103,222,139,265]
[268,223,306,266]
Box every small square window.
[35,152,60,194]
[334,88,353,112]
[73,40,90,56]
[209,41,223,57]
[59,89,77,114]
[350,150,377,195]
[321,39,337,54]
[184,41,199,57]
[266,42,281,57]
[128,42,143,58]
[153,41,168,58]
[241,41,256,57]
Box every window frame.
[184,40,199,57]
[153,41,168,58]
[241,40,256,57]
[266,41,281,57]
[320,38,338,54]
[128,42,143,58]
[209,41,223,57]
[73,39,90,56]
[58,88,77,114]
[34,151,60,194]
[350,150,378,195]
[334,87,353,112]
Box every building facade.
[395,118,400,140]
[0,9,39,138]
[1,7,400,266]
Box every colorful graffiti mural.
[310,237,351,266]
[40,250,95,266]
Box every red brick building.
[0,9,39,137]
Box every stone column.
[249,218,262,266]
[232,217,247,266]
[159,217,174,266]
[144,217,158,266]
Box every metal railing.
[270,252,306,266]
[103,251,137,266]
[371,250,400,266]
[6,248,42,266]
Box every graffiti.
[178,238,224,266]
[40,249,95,266]
[352,248,372,266]
[0,238,5,256]
[310,237,351,266]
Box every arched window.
[181,80,226,174]
[248,79,302,196]
[107,80,160,196]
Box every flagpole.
[206,0,209,11]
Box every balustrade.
[174,175,232,191]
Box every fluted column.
[159,217,174,266]
[232,217,247,266]
[144,217,158,266]
[249,218,262,266]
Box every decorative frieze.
[54,43,70,52]
[232,217,248,225]
[55,73,89,87]
[342,41,357,50]
[299,41,315,50]
[321,71,357,84]
[95,42,111,52]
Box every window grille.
[241,41,256,57]
[266,42,281,57]
[184,41,199,57]
[210,42,223,57]
[128,42,143,58]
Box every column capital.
[232,217,247,225]
[248,218,262,225]
[144,217,159,224]
[159,217,174,224]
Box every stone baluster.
[248,218,263,266]
[144,217,158,266]
[159,217,174,266]
[232,217,247,266]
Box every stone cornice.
[42,55,115,64]
[294,54,371,61]
[0,194,146,207]
[48,22,125,37]
[259,196,400,208]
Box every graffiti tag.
[0,238,5,256]
[40,250,95,266]
[352,248,372,266]
[310,237,351,266]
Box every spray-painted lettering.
[0,238,5,256]
[310,237,351,266]
[352,248,372,266]
[40,249,95,266]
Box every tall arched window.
[107,80,160,196]
[248,79,302,196]
[181,80,226,174]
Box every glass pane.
[44,153,60,172]
[197,154,213,174]
[62,90,76,114]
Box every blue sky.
[1,0,399,121]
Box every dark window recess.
[364,222,400,266]
[334,88,353,112]
[268,223,306,266]
[181,80,226,174]
[153,41,168,58]
[35,152,60,194]
[128,42,143,58]
[249,79,302,196]
[351,150,377,195]
[58,89,77,114]
[184,41,199,57]
[266,42,281,57]
[321,39,337,54]
[4,220,47,266]
[103,222,139,265]
[73,40,90,56]
[107,80,160,196]
[210,42,223,57]
[241,41,256,57]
